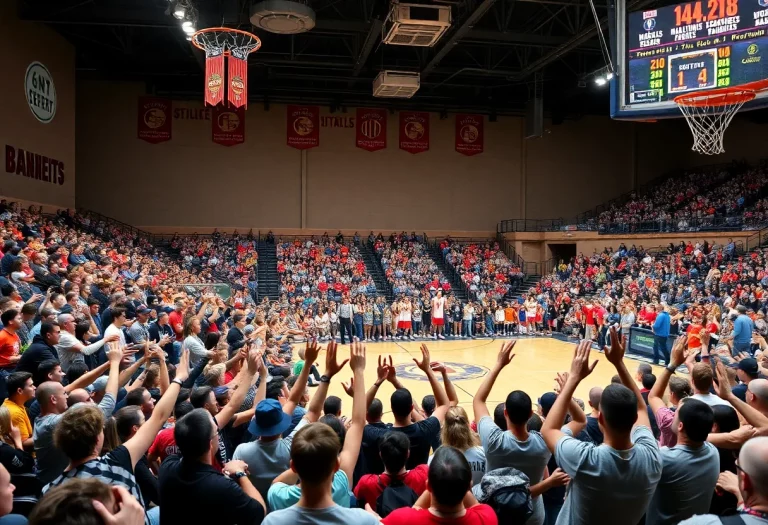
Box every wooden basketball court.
[322,337,663,420]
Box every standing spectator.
[540,332,662,525]
[679,437,768,525]
[731,305,755,355]
[377,447,498,525]
[338,297,354,345]
[652,304,671,366]
[261,343,379,525]
[473,341,577,525]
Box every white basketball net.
[676,89,754,155]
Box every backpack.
[473,467,534,525]
[375,476,418,518]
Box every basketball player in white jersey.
[401,297,413,340]
[432,290,447,339]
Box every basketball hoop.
[191,28,261,109]
[674,87,754,155]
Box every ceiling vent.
[373,70,421,98]
[250,0,316,34]
[382,3,452,47]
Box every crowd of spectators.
[276,236,376,301]
[373,234,450,297]
[0,198,767,525]
[171,231,258,291]
[439,239,523,302]
[587,160,768,232]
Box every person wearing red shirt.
[0,309,22,370]
[168,301,185,342]
[355,432,428,510]
[583,301,596,341]
[380,447,497,525]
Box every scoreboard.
[626,0,768,106]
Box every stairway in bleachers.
[256,241,279,301]
[359,241,393,301]
[504,274,541,304]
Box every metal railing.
[498,215,768,234]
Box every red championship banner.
[399,111,429,154]
[212,106,245,147]
[204,53,225,106]
[286,105,319,150]
[455,114,484,156]
[227,54,248,109]
[137,97,172,144]
[356,108,387,152]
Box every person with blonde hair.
[429,406,486,486]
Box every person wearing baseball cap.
[732,357,761,402]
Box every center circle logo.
[395,361,489,382]
[294,117,314,136]
[460,125,479,143]
[404,122,425,140]
[143,109,167,129]
[748,44,759,56]
[361,119,382,139]
[218,112,240,132]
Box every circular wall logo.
[294,116,314,135]
[460,125,479,143]
[748,44,759,56]
[25,62,56,123]
[143,108,167,129]
[217,111,240,132]
[395,362,489,382]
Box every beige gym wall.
[0,4,76,208]
[74,80,762,233]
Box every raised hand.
[714,358,732,400]
[414,344,431,372]
[350,341,366,373]
[495,340,517,370]
[670,334,688,367]
[107,341,123,363]
[324,341,349,378]
[247,348,263,374]
[604,327,626,366]
[341,377,355,397]
[554,372,569,394]
[684,348,700,368]
[430,362,446,374]
[304,338,321,365]
[385,355,398,382]
[570,339,598,382]
[91,486,146,525]
[376,355,390,382]
[699,329,711,350]
[175,349,190,383]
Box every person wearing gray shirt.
[645,398,720,525]
[679,437,768,525]
[472,341,582,525]
[541,337,663,525]
[33,355,121,484]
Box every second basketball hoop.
[191,27,261,109]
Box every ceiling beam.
[422,0,499,80]
[348,18,383,87]
[513,0,656,79]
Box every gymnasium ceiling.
[18,0,660,117]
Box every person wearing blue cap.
[233,339,345,504]
[262,342,378,525]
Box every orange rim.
[674,87,755,108]
[738,79,768,93]
[191,27,261,56]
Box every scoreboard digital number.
[626,0,768,106]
